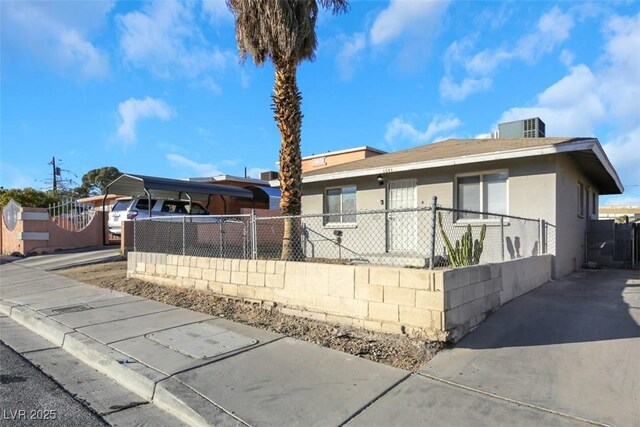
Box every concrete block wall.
[127,253,552,342]
[127,253,448,341]
[442,255,552,341]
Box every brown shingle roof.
[303,137,590,177]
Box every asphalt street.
[0,341,107,427]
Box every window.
[135,199,156,211]
[592,191,597,216]
[577,183,585,217]
[456,171,507,219]
[188,203,207,215]
[325,186,356,224]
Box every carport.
[102,173,254,244]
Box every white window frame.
[591,190,598,218]
[324,185,357,226]
[577,182,585,218]
[454,169,509,222]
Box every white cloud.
[117,0,234,79]
[498,65,605,136]
[1,1,112,79]
[441,6,575,101]
[198,78,222,94]
[336,33,366,80]
[385,114,462,144]
[439,76,492,102]
[117,97,174,142]
[201,0,233,24]
[166,154,223,177]
[495,12,640,200]
[368,0,450,70]
[598,13,640,130]
[602,128,640,189]
[559,49,575,67]
[369,0,449,46]
[467,7,574,75]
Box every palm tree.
[227,0,349,260]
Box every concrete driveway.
[0,247,122,271]
[352,269,639,426]
[419,269,639,427]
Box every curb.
[0,299,242,427]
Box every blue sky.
[1,0,639,205]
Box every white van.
[108,197,208,235]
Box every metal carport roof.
[101,174,254,245]
[104,173,254,200]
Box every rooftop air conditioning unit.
[260,171,279,181]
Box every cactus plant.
[438,212,487,267]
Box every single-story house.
[301,135,623,278]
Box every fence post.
[133,220,137,253]
[538,219,544,255]
[500,216,505,261]
[182,216,186,256]
[250,210,257,260]
[430,196,437,269]
[540,219,546,254]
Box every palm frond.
[226,0,348,66]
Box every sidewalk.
[0,261,602,426]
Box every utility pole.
[50,157,57,194]
[49,157,62,195]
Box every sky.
[1,0,639,205]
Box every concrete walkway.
[1,259,638,426]
[2,246,122,270]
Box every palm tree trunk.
[272,63,303,260]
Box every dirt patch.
[56,261,442,371]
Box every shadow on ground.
[459,269,640,349]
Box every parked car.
[108,197,208,235]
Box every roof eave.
[303,139,623,194]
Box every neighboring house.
[188,174,281,213]
[598,205,640,222]
[301,132,623,279]
[77,194,125,211]
[301,146,386,173]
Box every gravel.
[56,261,442,372]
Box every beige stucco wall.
[302,153,610,278]
[1,208,107,255]
[302,148,383,173]
[554,155,598,277]
[301,156,557,269]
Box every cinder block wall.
[127,253,552,342]
[442,255,553,341]
[128,253,448,340]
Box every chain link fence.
[135,215,251,258]
[134,201,551,269]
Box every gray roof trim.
[302,138,623,195]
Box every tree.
[77,167,121,197]
[226,0,349,260]
[0,188,58,210]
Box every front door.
[387,179,417,252]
